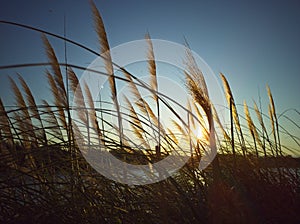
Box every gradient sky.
[1,0,299,152]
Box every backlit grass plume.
[184,42,221,179]
[91,0,123,147]
[0,2,299,223]
[267,85,281,155]
[18,75,47,145]
[220,73,246,156]
[244,101,262,157]
[10,77,37,147]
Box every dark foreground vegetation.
[1,2,299,223]
[1,143,299,223]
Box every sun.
[196,127,204,140]
[191,127,205,142]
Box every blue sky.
[0,0,299,152]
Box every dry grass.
[0,1,299,223]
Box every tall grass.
[91,1,123,149]
[0,1,299,223]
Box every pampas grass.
[267,85,282,155]
[0,98,13,144]
[244,101,262,157]
[91,0,123,148]
[220,73,246,156]
[253,101,268,157]
[145,33,162,152]
[0,1,299,223]
[184,43,221,180]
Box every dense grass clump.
[0,2,299,223]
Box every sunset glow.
[196,127,204,141]
[0,1,299,223]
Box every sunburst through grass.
[0,1,299,223]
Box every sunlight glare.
[196,127,204,141]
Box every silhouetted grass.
[0,1,299,223]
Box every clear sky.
[0,0,299,153]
